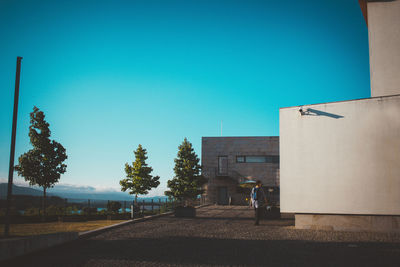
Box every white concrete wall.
[280,95,400,215]
[368,0,400,97]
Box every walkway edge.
[78,204,211,238]
[78,211,174,238]
[1,205,212,262]
[79,204,211,238]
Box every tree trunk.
[42,187,47,221]
[132,195,138,219]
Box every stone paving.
[4,205,400,266]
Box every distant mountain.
[45,184,137,201]
[47,191,135,201]
[0,183,168,202]
[0,183,43,199]
[46,191,168,202]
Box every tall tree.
[15,106,67,217]
[165,138,207,204]
[120,144,160,204]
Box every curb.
[195,204,211,209]
[1,205,212,262]
[78,204,210,238]
[78,211,174,238]
[1,211,175,262]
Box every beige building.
[202,137,279,205]
[280,0,400,232]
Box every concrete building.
[280,0,400,232]
[202,137,279,205]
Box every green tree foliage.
[0,207,19,216]
[165,138,207,204]
[45,205,65,216]
[24,207,40,216]
[82,207,97,215]
[119,144,160,204]
[107,201,122,214]
[14,106,67,216]
[66,205,79,215]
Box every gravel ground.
[4,205,400,267]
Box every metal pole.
[87,199,90,216]
[4,56,22,237]
[132,200,135,219]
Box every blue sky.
[0,0,370,196]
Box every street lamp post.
[4,56,23,237]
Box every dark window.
[246,156,267,163]
[236,155,279,164]
[218,156,228,175]
[267,155,280,164]
[236,156,245,163]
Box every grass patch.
[0,220,128,237]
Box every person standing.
[250,180,267,225]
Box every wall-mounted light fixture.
[299,107,308,116]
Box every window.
[267,155,280,164]
[236,156,245,163]
[246,156,267,163]
[236,155,279,164]
[218,156,228,175]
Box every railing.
[0,195,208,224]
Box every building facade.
[202,136,279,205]
[280,0,400,232]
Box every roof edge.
[279,94,400,110]
[359,0,368,26]
[202,136,279,139]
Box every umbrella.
[239,180,256,188]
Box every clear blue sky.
[0,0,370,196]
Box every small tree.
[15,107,67,217]
[165,138,207,206]
[120,144,160,204]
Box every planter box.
[174,206,196,218]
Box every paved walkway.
[4,206,400,266]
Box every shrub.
[66,205,79,215]
[0,207,20,216]
[24,207,41,216]
[82,207,97,215]
[46,205,65,216]
[107,201,122,214]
